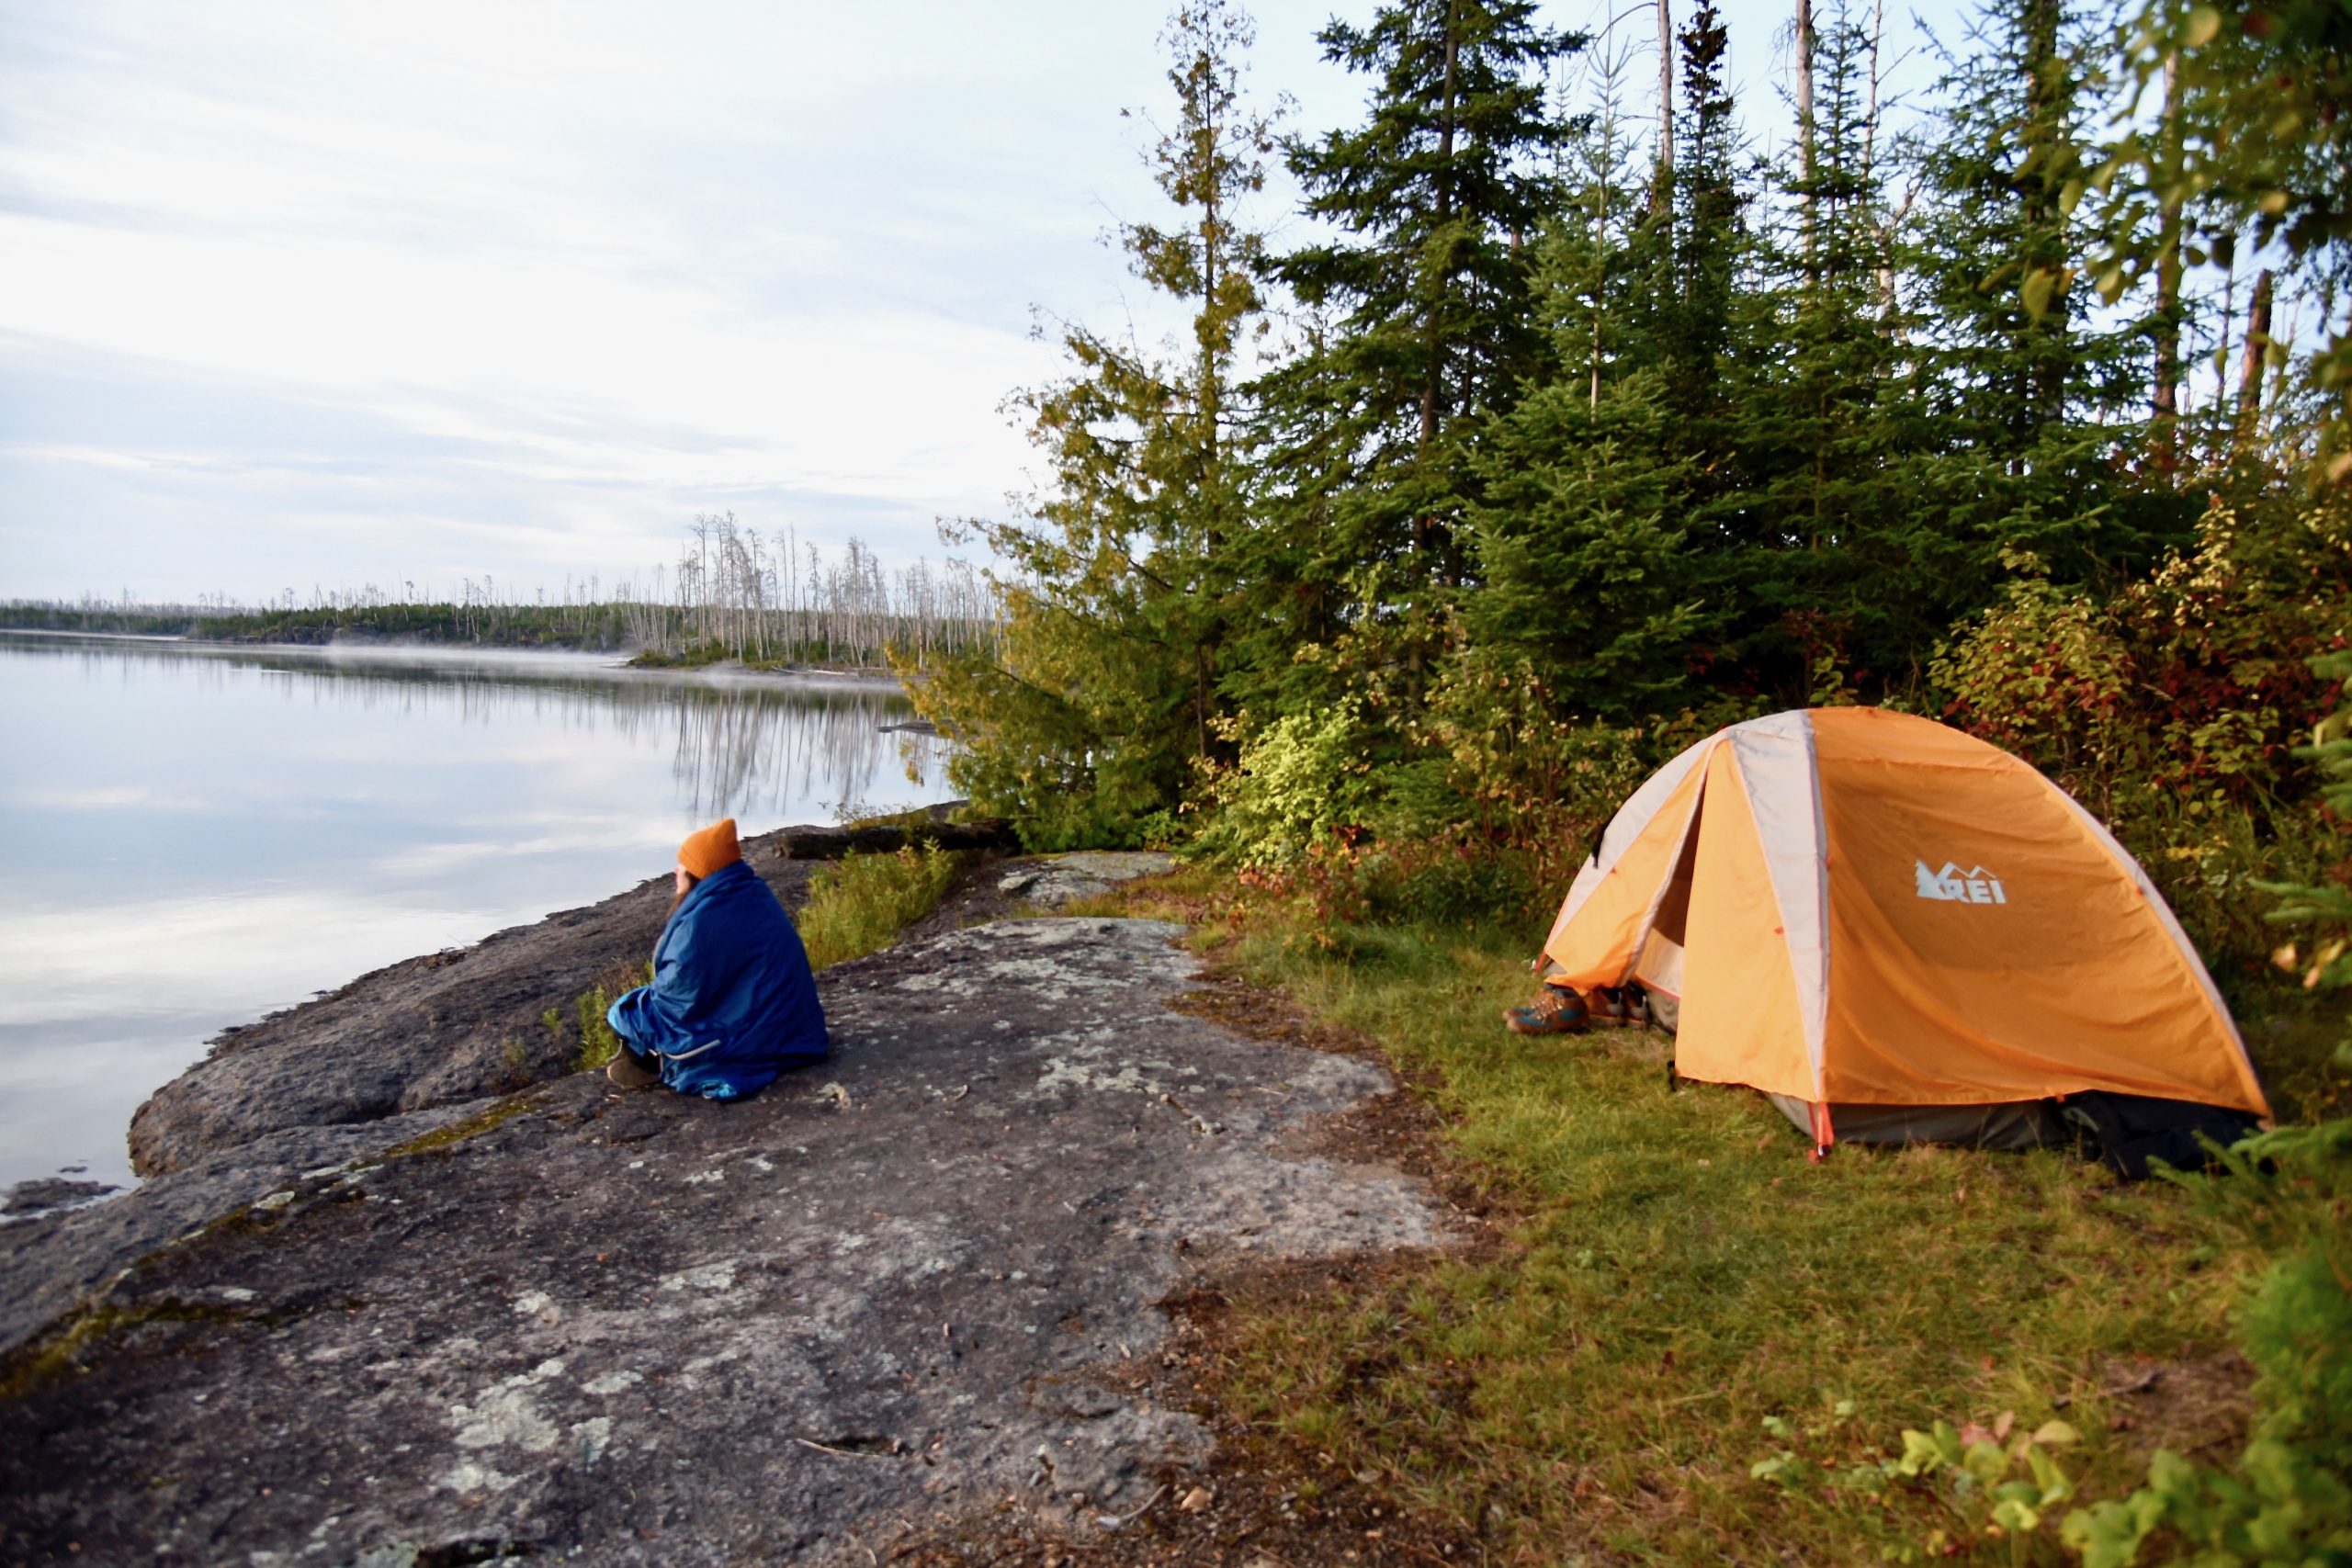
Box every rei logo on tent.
[1915,860,2007,905]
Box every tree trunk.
[2151,53,2183,471]
[2234,268,2274,455]
[2021,0,2068,432]
[1654,0,1673,211]
[1795,0,1815,270]
[1419,2,1459,464]
[1416,0,1460,603]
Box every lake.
[0,633,950,1191]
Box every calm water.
[0,633,949,1190]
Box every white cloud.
[0,0,1931,600]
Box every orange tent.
[1539,707,2268,1151]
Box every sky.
[0,0,1939,605]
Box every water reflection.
[0,633,950,1190]
[1,633,941,823]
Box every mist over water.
[0,633,950,1190]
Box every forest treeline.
[905,0,2350,990]
[2,517,996,671]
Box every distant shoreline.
[0,626,907,687]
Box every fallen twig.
[794,1436,899,1461]
[1094,1483,1167,1531]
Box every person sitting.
[605,818,828,1100]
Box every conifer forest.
[908,0,2350,998]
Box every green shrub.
[2048,1121,2352,1568]
[1416,649,1662,857]
[567,961,651,1072]
[1193,699,1381,871]
[1751,1408,2087,1562]
[795,843,965,970]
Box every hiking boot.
[1586,986,1649,1029]
[1503,986,1590,1036]
[606,1049,661,1090]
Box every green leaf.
[1899,1428,1946,1476]
[1992,1495,2042,1534]
[2021,267,2059,321]
[1963,1439,2009,1483]
[2062,1495,2164,1568]
[2184,6,2222,47]
[1931,1420,1965,1465]
[2026,1444,2075,1505]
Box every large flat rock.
[1,919,1448,1566]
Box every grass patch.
[797,842,966,970]
[1184,897,2280,1564]
[553,960,652,1073]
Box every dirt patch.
[2085,1349,2257,1462]
[1168,963,1526,1233]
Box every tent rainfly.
[1537,707,2270,1155]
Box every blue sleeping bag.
[606,859,828,1100]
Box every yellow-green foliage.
[795,843,964,971]
[563,962,650,1073]
[1193,699,1380,871]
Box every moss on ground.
[384,1093,541,1157]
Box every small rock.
[2,1179,119,1216]
[1178,1484,1214,1513]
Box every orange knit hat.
[676,818,741,880]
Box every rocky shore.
[0,838,1462,1565]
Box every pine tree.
[1703,0,1938,696]
[904,0,1274,847]
[1891,0,2194,649]
[1455,13,1724,723]
[1911,0,2146,460]
[1248,0,1583,710]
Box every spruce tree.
[905,0,1274,846]
[1456,11,1729,723]
[1883,0,2195,662]
[1710,0,1936,696]
[1247,0,1583,710]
